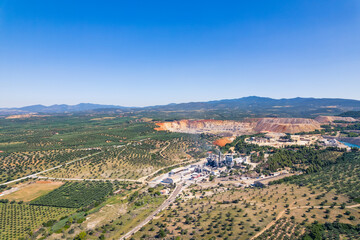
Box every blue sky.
[1,0,360,107]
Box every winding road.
[120,183,185,240]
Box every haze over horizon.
[1,0,360,108]
[2,95,360,110]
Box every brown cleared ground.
[1,181,63,202]
[213,137,233,147]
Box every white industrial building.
[162,175,182,184]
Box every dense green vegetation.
[303,222,360,240]
[262,147,343,173]
[296,122,360,137]
[31,181,113,208]
[222,134,345,176]
[0,202,73,240]
[256,219,360,240]
[332,123,360,131]
[271,152,360,203]
[339,111,360,118]
[221,134,275,154]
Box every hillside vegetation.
[271,152,360,203]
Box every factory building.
[206,152,235,168]
[162,175,182,184]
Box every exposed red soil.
[213,137,233,147]
[154,122,168,131]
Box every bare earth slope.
[155,119,256,136]
[315,116,357,123]
[155,118,322,136]
[254,118,321,133]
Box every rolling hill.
[1,97,360,118]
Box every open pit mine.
[155,118,322,137]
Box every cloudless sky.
[1,0,360,107]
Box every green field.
[0,203,73,240]
[31,181,113,208]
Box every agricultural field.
[31,181,113,208]
[0,115,214,239]
[255,217,305,239]
[42,137,207,180]
[0,115,209,153]
[272,152,360,203]
[129,152,360,240]
[0,115,135,152]
[2,114,358,240]
[0,149,99,183]
[254,152,360,239]
[0,116,212,183]
[46,185,167,240]
[0,181,63,202]
[131,181,359,240]
[0,179,146,240]
[255,217,360,240]
[0,202,74,240]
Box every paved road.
[120,183,185,240]
[138,158,202,182]
[0,151,102,186]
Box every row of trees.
[31,181,113,208]
[0,149,98,183]
[0,202,72,240]
[270,152,360,202]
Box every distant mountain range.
[0,103,127,115]
[1,96,360,118]
[147,96,360,111]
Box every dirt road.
[0,151,102,186]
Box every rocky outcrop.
[155,118,322,136]
[155,119,256,136]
